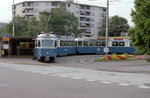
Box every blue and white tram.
[75,37,105,54]
[35,33,57,62]
[108,37,135,54]
[34,33,136,62]
[57,36,77,56]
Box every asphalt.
[0,55,150,74]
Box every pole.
[12,0,15,36]
[105,0,109,61]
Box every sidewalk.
[0,55,50,66]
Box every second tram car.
[34,33,135,62]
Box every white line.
[40,72,49,75]
[59,75,69,78]
[51,74,60,76]
[86,79,97,81]
[101,81,112,84]
[138,85,150,89]
[72,77,82,79]
[119,83,130,86]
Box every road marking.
[119,83,130,86]
[138,85,150,89]
[59,75,69,78]
[72,77,82,79]
[40,72,49,75]
[86,79,97,82]
[101,81,112,84]
[1,63,150,89]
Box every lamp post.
[12,0,15,36]
[104,0,109,61]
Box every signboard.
[2,34,9,50]
[2,34,9,41]
[3,44,9,49]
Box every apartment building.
[13,0,106,37]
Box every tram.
[34,33,135,62]
[35,33,57,61]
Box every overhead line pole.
[105,0,109,61]
[12,0,15,36]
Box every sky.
[0,0,134,26]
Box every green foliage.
[49,6,79,37]
[109,15,129,37]
[27,17,41,36]
[1,6,79,37]
[39,10,51,32]
[98,16,106,37]
[128,0,150,54]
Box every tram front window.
[42,40,54,48]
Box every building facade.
[13,0,106,37]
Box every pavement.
[0,55,150,74]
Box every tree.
[4,16,28,36]
[128,0,150,54]
[49,6,79,37]
[98,16,106,37]
[109,15,129,37]
[39,11,52,32]
[27,17,41,37]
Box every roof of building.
[14,0,106,9]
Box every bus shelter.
[0,36,35,57]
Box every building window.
[86,6,90,10]
[35,9,39,13]
[102,13,106,17]
[68,4,70,7]
[35,2,39,6]
[46,2,50,6]
[80,17,85,21]
[103,8,106,12]
[52,2,58,6]
[80,23,86,27]
[80,5,85,9]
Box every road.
[0,61,150,98]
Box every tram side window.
[55,41,57,47]
[38,40,41,47]
[78,41,82,46]
[60,41,64,46]
[74,41,77,46]
[89,41,96,46]
[112,41,118,46]
[64,41,68,46]
[83,41,88,46]
[68,41,72,46]
[102,42,105,46]
[71,41,76,46]
[119,42,125,46]
[96,41,101,46]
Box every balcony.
[22,2,34,9]
[80,5,90,10]
[23,10,34,16]
[80,11,91,17]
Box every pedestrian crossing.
[0,63,150,89]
